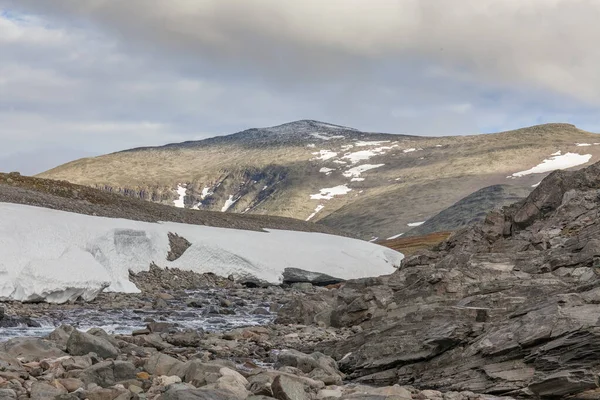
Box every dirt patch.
[379,231,452,256]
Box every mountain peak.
[263,120,360,134]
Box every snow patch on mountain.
[0,203,402,303]
[221,195,238,212]
[306,204,325,221]
[173,185,187,208]
[312,150,338,161]
[320,167,335,175]
[355,140,390,147]
[407,221,425,227]
[511,152,592,177]
[310,185,352,200]
[343,164,385,178]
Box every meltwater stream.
[0,289,276,341]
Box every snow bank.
[512,152,592,177]
[312,150,338,161]
[0,203,402,303]
[221,195,238,212]
[407,221,425,227]
[306,205,325,221]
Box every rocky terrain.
[36,120,600,240]
[275,159,600,398]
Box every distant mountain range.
[36,120,600,239]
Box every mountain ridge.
[36,120,600,240]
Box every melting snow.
[221,195,238,212]
[407,221,425,227]
[307,144,316,148]
[262,185,268,191]
[341,145,354,151]
[319,167,335,175]
[201,187,213,200]
[306,205,325,221]
[511,152,592,177]
[351,178,365,182]
[576,143,592,147]
[173,185,187,208]
[0,203,403,303]
[333,160,347,165]
[387,233,404,240]
[343,164,385,178]
[310,185,352,200]
[312,150,338,161]
[435,144,443,147]
[551,151,562,156]
[532,182,541,188]
[403,148,417,153]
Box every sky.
[2,0,600,175]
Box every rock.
[1,337,66,362]
[283,268,344,286]
[58,378,85,392]
[47,325,76,350]
[29,382,67,400]
[165,329,203,347]
[317,389,342,399]
[144,353,185,377]
[167,232,192,261]
[271,375,310,400]
[159,386,237,400]
[79,361,136,388]
[66,329,119,359]
[0,389,16,399]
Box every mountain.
[37,120,600,239]
[402,184,533,237]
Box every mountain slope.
[37,120,600,239]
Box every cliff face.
[277,160,600,397]
[37,120,600,239]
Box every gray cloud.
[1,0,600,173]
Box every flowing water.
[0,289,276,341]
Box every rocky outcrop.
[286,160,600,398]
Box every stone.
[283,268,344,286]
[144,353,185,377]
[79,361,136,388]
[0,389,16,399]
[1,338,66,362]
[29,382,67,400]
[271,375,309,400]
[58,378,85,392]
[66,329,119,359]
[47,325,76,350]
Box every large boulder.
[282,268,344,286]
[66,329,119,359]
[1,338,66,362]
[78,360,136,388]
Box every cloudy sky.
[2,0,600,174]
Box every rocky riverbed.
[0,286,512,400]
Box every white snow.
[0,203,402,303]
[407,221,425,227]
[340,145,354,151]
[221,195,238,212]
[333,160,347,165]
[355,140,390,147]
[310,133,345,141]
[343,164,385,178]
[319,167,335,175]
[551,151,562,156]
[262,185,268,191]
[307,144,316,148]
[435,144,443,147]
[532,182,541,188]
[310,185,352,200]
[576,143,592,147]
[305,205,325,221]
[342,145,398,164]
[387,233,404,240]
[511,152,592,177]
[201,187,213,199]
[403,148,417,153]
[173,185,187,208]
[351,178,365,182]
[312,150,338,161]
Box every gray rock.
[159,387,236,400]
[283,267,344,286]
[1,337,66,362]
[79,360,136,388]
[271,375,309,400]
[66,329,119,359]
[30,382,67,400]
[0,389,16,399]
